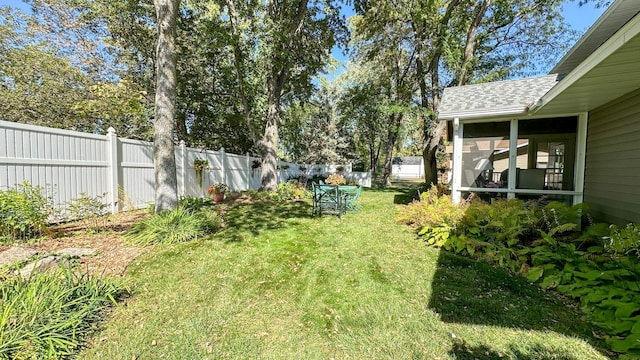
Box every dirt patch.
[0,210,150,278]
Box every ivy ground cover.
[82,188,610,359]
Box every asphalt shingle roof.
[438,74,560,120]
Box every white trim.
[120,162,155,168]
[531,13,640,113]
[550,0,640,74]
[450,114,584,204]
[507,119,518,199]
[107,127,119,214]
[119,137,152,146]
[573,112,589,205]
[452,118,463,204]
[0,158,109,167]
[439,106,527,121]
[179,141,187,199]
[452,112,583,124]
[0,119,107,140]
[460,187,581,196]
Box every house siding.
[584,88,640,224]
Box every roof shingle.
[438,74,560,120]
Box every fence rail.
[0,120,371,213]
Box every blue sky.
[0,0,608,33]
[329,1,607,76]
[1,0,606,75]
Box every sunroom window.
[457,117,578,203]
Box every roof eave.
[438,106,528,121]
[550,0,636,74]
[532,12,640,114]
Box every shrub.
[534,201,583,237]
[0,265,127,359]
[126,206,223,245]
[179,196,214,212]
[270,181,308,201]
[397,191,640,356]
[287,175,309,186]
[458,199,537,247]
[65,192,109,231]
[239,182,308,202]
[396,186,467,251]
[241,189,271,201]
[416,182,450,196]
[0,181,52,243]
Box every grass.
[0,265,126,359]
[81,188,611,359]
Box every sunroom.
[438,0,640,218]
[439,75,587,206]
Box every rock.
[19,256,61,279]
[57,247,97,257]
[0,246,38,267]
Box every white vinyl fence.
[0,120,371,213]
[392,157,425,180]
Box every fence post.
[106,127,119,214]
[246,153,251,190]
[179,140,187,198]
[220,147,226,186]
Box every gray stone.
[57,247,97,257]
[0,246,38,267]
[19,256,61,279]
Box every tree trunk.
[455,0,492,86]
[225,0,257,141]
[419,0,461,184]
[422,66,443,185]
[374,144,381,176]
[258,0,307,191]
[260,69,285,191]
[260,102,279,191]
[369,142,376,176]
[422,118,447,185]
[153,0,180,213]
[382,113,403,186]
[419,1,489,186]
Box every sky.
[328,1,607,77]
[0,0,607,76]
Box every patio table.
[312,184,362,217]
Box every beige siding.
[584,88,640,224]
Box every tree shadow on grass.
[391,187,420,204]
[364,184,421,204]
[217,200,312,242]
[429,251,612,357]
[449,338,583,360]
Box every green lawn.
[83,188,611,359]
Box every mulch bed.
[0,210,151,278]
